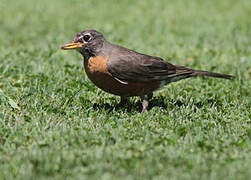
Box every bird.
[61,29,233,114]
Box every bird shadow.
[92,96,222,113]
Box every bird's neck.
[81,49,93,60]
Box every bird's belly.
[86,71,160,96]
[84,56,160,96]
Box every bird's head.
[61,29,106,57]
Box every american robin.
[61,29,233,114]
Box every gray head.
[61,29,106,57]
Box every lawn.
[0,0,251,179]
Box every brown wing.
[107,45,193,83]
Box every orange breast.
[84,56,160,97]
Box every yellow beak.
[61,42,84,50]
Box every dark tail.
[191,70,234,79]
[176,66,234,80]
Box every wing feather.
[106,45,193,83]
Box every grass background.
[0,0,251,179]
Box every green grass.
[0,0,251,179]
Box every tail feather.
[191,70,233,79]
[176,66,234,80]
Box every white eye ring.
[80,33,91,43]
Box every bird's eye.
[83,34,91,42]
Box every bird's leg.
[118,96,128,106]
[147,92,153,100]
[140,95,149,114]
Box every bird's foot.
[140,95,150,114]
